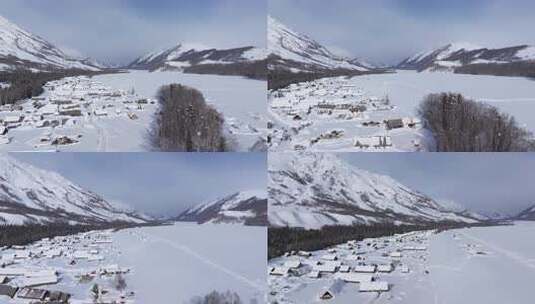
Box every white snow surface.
[269,221,535,304]
[268,152,477,229]
[114,223,266,303]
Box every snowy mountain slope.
[0,14,101,71]
[0,156,150,225]
[128,43,266,71]
[268,16,370,73]
[177,190,267,226]
[515,204,535,220]
[268,153,481,229]
[398,42,535,71]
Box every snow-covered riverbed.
[268,221,535,304]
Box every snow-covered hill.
[268,16,370,73]
[0,156,149,225]
[177,190,267,226]
[269,153,481,229]
[515,204,535,220]
[0,14,101,71]
[128,43,266,71]
[398,42,535,71]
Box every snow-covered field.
[94,70,267,151]
[0,70,266,152]
[0,223,266,303]
[268,221,535,304]
[269,70,535,152]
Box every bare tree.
[148,84,229,152]
[418,92,535,151]
[188,291,243,304]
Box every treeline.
[418,92,535,151]
[0,223,123,247]
[148,84,230,152]
[454,61,535,78]
[0,221,167,247]
[0,69,120,105]
[183,60,267,80]
[268,68,390,91]
[268,222,497,259]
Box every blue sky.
[11,152,266,217]
[339,153,535,215]
[0,0,266,64]
[270,0,535,65]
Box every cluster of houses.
[0,76,154,147]
[269,231,433,302]
[269,76,427,151]
[0,231,135,303]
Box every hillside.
[0,156,149,225]
[268,16,370,73]
[515,204,535,221]
[398,42,535,73]
[269,153,481,229]
[127,43,266,79]
[0,15,101,71]
[177,190,267,226]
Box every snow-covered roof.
[359,281,389,292]
[353,265,376,273]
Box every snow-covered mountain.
[0,156,150,225]
[128,43,266,71]
[0,14,101,71]
[398,42,535,71]
[177,190,267,226]
[268,16,370,73]
[515,204,535,221]
[269,153,481,229]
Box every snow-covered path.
[426,222,535,304]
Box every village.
[267,227,501,303]
[0,230,134,303]
[0,76,156,151]
[268,76,426,152]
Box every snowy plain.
[113,223,267,303]
[269,70,535,152]
[268,221,535,304]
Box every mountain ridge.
[268,16,371,73]
[0,156,150,226]
[0,14,101,71]
[176,190,267,226]
[398,42,535,71]
[269,153,482,229]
